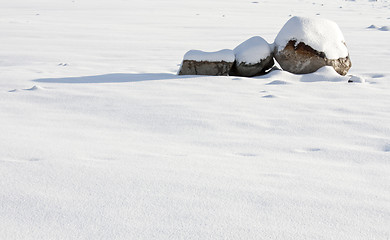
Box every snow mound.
[378,26,390,31]
[257,66,350,83]
[348,75,366,83]
[24,85,45,91]
[300,66,349,82]
[183,49,235,62]
[274,16,349,59]
[367,24,377,29]
[266,80,289,85]
[233,36,272,64]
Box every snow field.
[1,0,390,239]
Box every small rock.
[231,36,274,77]
[178,49,234,76]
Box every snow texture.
[1,0,390,240]
[233,36,272,64]
[183,49,235,62]
[348,75,366,83]
[274,16,349,59]
[257,66,349,83]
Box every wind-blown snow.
[233,36,272,64]
[259,66,350,83]
[274,16,349,59]
[183,49,234,62]
[1,0,390,239]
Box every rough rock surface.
[232,36,275,77]
[178,49,235,76]
[231,55,274,77]
[274,16,352,75]
[178,60,234,76]
[274,40,351,75]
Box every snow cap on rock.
[183,49,235,62]
[233,36,272,64]
[274,16,348,59]
[179,49,234,76]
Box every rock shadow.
[33,73,196,84]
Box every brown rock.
[274,16,352,76]
[178,49,235,76]
[231,36,275,77]
[178,60,234,76]
[274,40,351,76]
[231,55,275,77]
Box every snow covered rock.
[231,36,274,77]
[178,49,235,76]
[274,16,352,76]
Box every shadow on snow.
[33,73,197,84]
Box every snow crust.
[183,49,234,62]
[274,16,349,59]
[1,0,390,239]
[233,36,272,64]
[258,66,350,83]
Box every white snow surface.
[1,0,390,239]
[233,36,272,64]
[274,16,349,59]
[183,49,234,62]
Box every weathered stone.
[231,36,275,77]
[178,49,235,76]
[274,40,351,76]
[274,16,352,76]
[178,60,234,76]
[231,55,274,77]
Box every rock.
[274,16,352,75]
[275,40,351,75]
[178,49,235,76]
[231,36,274,77]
